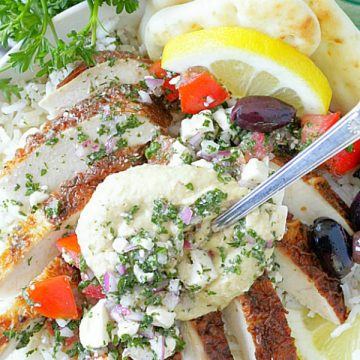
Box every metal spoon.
[212,102,360,232]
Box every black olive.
[310,217,353,278]
[230,96,296,133]
[353,231,360,264]
[353,167,360,179]
[350,191,360,231]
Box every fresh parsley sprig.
[0,0,139,100]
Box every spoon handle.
[212,102,360,232]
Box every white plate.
[0,1,145,82]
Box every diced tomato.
[301,112,341,144]
[56,234,80,254]
[64,335,78,348]
[149,60,167,79]
[82,284,105,299]
[301,112,360,175]
[163,78,179,102]
[149,60,179,102]
[28,275,79,319]
[178,70,229,114]
[56,234,81,267]
[325,141,360,176]
[243,132,273,161]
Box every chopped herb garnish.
[86,145,107,165]
[145,141,160,160]
[77,131,89,143]
[193,189,227,217]
[45,137,59,146]
[25,173,40,196]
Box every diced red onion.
[198,151,214,161]
[117,305,131,316]
[217,150,232,158]
[144,76,164,91]
[75,139,99,158]
[103,271,118,293]
[138,90,153,104]
[124,244,138,253]
[126,311,145,322]
[117,264,126,276]
[83,139,100,151]
[188,132,202,148]
[266,240,273,249]
[179,207,193,225]
[160,335,165,360]
[110,305,131,322]
[105,136,117,154]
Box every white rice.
[0,18,140,169]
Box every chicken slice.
[0,144,146,299]
[0,82,171,299]
[0,88,170,230]
[39,51,151,117]
[181,312,233,360]
[274,219,347,324]
[222,274,298,360]
[271,160,353,235]
[0,256,78,358]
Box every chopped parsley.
[193,189,227,217]
[77,130,89,142]
[45,137,59,146]
[116,138,129,149]
[4,320,45,350]
[86,145,107,166]
[115,114,143,137]
[25,173,40,196]
[145,141,161,160]
[123,205,140,224]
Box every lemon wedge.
[162,27,332,115]
[286,307,360,360]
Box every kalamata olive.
[230,96,296,132]
[353,167,360,179]
[310,217,353,278]
[350,191,360,231]
[353,232,360,264]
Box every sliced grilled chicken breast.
[0,145,146,299]
[0,256,78,358]
[222,275,297,360]
[0,88,171,298]
[39,51,151,117]
[274,219,347,324]
[271,160,353,235]
[180,312,233,360]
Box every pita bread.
[142,0,321,59]
[305,0,360,112]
